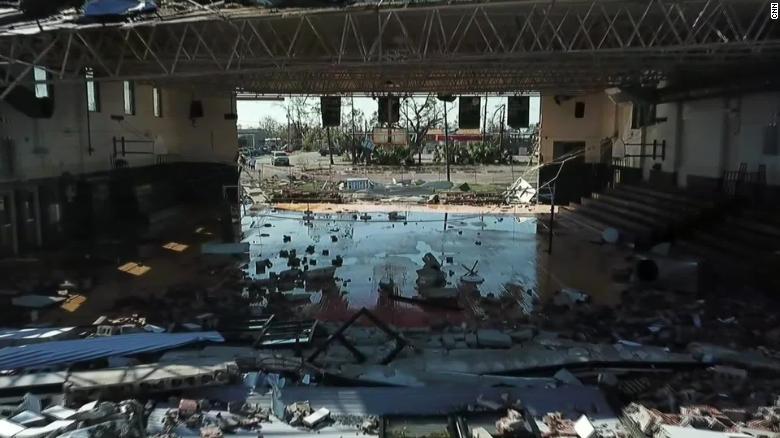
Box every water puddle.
[241,208,621,327]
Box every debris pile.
[623,401,780,438]
[146,398,272,437]
[0,396,146,438]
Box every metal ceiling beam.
[0,0,777,96]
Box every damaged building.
[0,0,778,438]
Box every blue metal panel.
[0,332,224,371]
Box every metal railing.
[722,163,766,200]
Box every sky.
[237,96,541,129]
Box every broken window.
[153,87,162,118]
[86,68,100,112]
[123,81,136,115]
[33,67,50,99]
[574,101,585,118]
[631,103,657,129]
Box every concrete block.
[574,415,596,438]
[476,329,512,348]
[303,408,330,427]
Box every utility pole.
[548,183,556,254]
[499,105,505,161]
[326,126,334,165]
[286,110,291,149]
[351,95,357,164]
[482,94,488,144]
[443,101,450,182]
[386,95,392,147]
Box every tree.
[257,116,284,139]
[401,94,442,165]
[283,96,316,150]
[342,98,367,164]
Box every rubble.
[4,201,780,438]
[574,415,596,438]
[622,401,780,438]
[302,407,330,428]
[285,401,313,426]
[552,288,590,308]
[496,409,533,436]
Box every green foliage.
[372,146,410,165]
[430,142,509,165]
[461,142,511,164]
[301,128,323,152]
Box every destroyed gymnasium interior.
[0,0,779,437]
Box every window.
[631,103,657,129]
[123,81,135,115]
[33,67,50,98]
[86,68,100,112]
[153,87,162,118]
[574,101,585,118]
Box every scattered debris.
[496,409,533,436]
[302,407,330,427]
[552,288,590,308]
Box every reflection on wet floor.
[241,208,624,327]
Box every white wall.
[0,81,238,182]
[540,89,780,188]
[539,92,638,164]
[643,92,780,186]
[539,94,607,163]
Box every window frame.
[123,81,136,115]
[33,67,51,99]
[86,68,100,112]
[153,87,163,118]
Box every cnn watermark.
[773,2,779,20]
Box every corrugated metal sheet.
[0,371,67,390]
[66,360,232,389]
[273,385,613,419]
[0,332,224,371]
[0,327,75,347]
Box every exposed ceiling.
[0,0,779,97]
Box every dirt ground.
[255,151,539,187]
[266,202,554,215]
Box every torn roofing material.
[0,332,224,371]
[83,0,158,18]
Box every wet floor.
[242,208,625,327]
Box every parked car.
[271,151,290,166]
